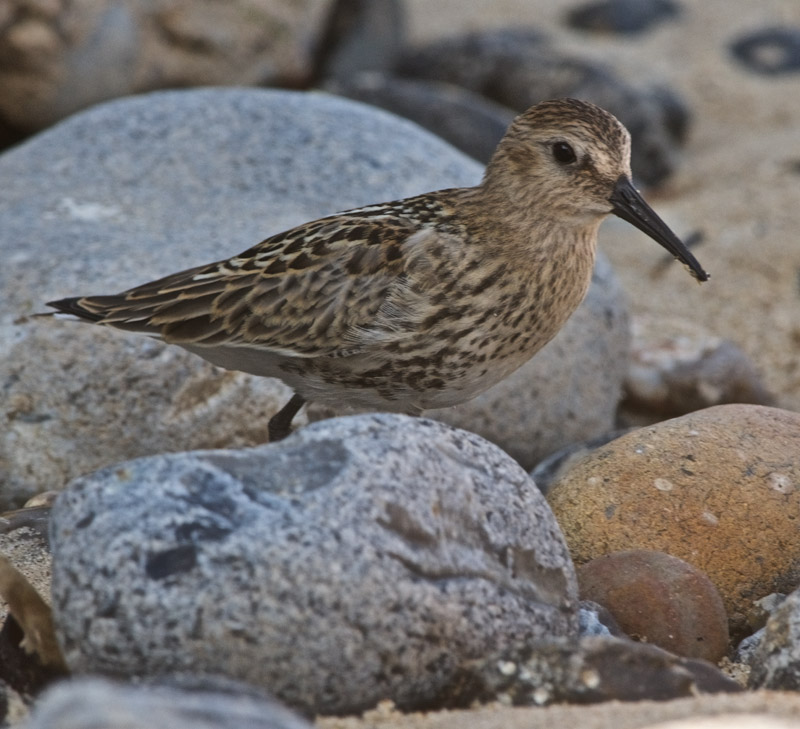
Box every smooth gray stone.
[23,676,312,729]
[50,414,578,715]
[326,72,516,163]
[566,0,681,35]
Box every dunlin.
[46,98,708,441]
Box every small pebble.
[50,414,578,716]
[620,315,773,424]
[23,675,313,729]
[578,600,624,638]
[326,72,515,163]
[566,0,681,35]
[730,27,800,76]
[748,588,800,690]
[577,550,729,662]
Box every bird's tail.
[45,296,108,322]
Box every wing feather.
[47,201,460,360]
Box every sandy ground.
[317,1,800,726]
[318,691,800,729]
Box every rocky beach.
[2,1,800,727]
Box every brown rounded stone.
[547,404,800,638]
[577,549,729,662]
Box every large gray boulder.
[49,414,579,715]
[1,87,628,505]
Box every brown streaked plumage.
[46,98,709,440]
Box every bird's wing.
[47,209,456,359]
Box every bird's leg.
[268,393,306,442]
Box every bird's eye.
[551,141,577,165]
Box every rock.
[742,593,788,639]
[621,315,774,425]
[325,72,515,163]
[547,405,800,639]
[0,0,333,133]
[531,428,633,496]
[578,600,624,638]
[566,0,681,35]
[730,27,800,76]
[50,414,578,715]
[734,629,763,666]
[0,555,65,695]
[314,0,406,81]
[0,516,57,717]
[2,86,629,506]
[748,588,800,690]
[577,550,729,662]
[445,636,741,707]
[23,676,312,729]
[0,87,482,507]
[429,255,630,471]
[397,28,690,186]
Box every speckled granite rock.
[748,588,800,690]
[50,414,578,715]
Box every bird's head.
[486,98,709,282]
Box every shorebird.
[46,98,708,441]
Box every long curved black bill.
[609,176,709,283]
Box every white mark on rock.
[498,660,517,676]
[532,687,551,705]
[769,472,795,495]
[581,668,601,689]
[57,197,122,221]
[654,478,675,492]
[701,511,719,526]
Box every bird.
[45,98,709,442]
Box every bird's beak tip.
[609,176,709,284]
